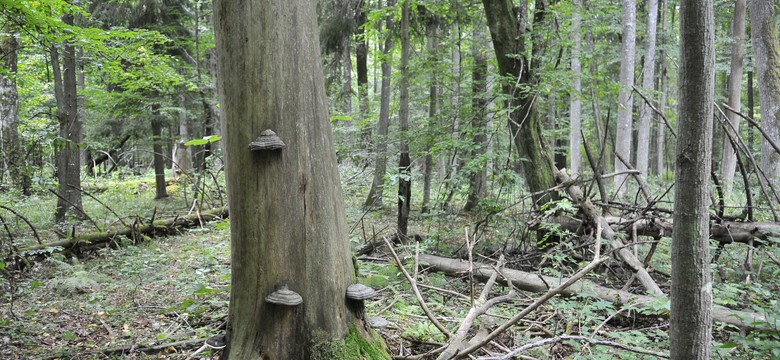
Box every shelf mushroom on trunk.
[265,284,303,306]
[345,283,376,325]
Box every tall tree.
[720,0,746,195]
[670,0,715,357]
[464,24,489,212]
[355,3,371,154]
[749,0,780,186]
[214,0,386,358]
[569,0,583,176]
[364,0,396,209]
[0,25,31,195]
[613,0,637,196]
[635,0,659,177]
[482,0,558,206]
[421,13,439,214]
[397,0,411,238]
[52,12,85,222]
[151,103,168,199]
[655,0,670,176]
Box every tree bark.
[172,94,192,179]
[364,0,396,209]
[397,0,411,238]
[151,104,168,200]
[482,0,558,206]
[569,0,583,176]
[214,0,378,357]
[635,0,659,177]
[720,0,746,195]
[52,13,85,223]
[422,17,439,214]
[749,0,780,186]
[463,25,488,213]
[356,4,371,155]
[613,0,637,196]
[670,0,715,357]
[655,0,670,176]
[0,26,30,195]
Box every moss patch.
[312,326,391,360]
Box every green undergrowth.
[312,326,392,360]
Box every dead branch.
[0,204,42,245]
[419,254,773,331]
[382,236,452,338]
[555,170,664,295]
[479,334,669,359]
[6,207,229,270]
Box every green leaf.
[719,342,739,349]
[62,331,76,340]
[185,138,208,146]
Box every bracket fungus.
[205,334,227,349]
[248,129,286,151]
[346,283,376,324]
[265,284,303,306]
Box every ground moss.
[312,326,392,360]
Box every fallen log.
[7,207,229,270]
[419,254,775,332]
[550,215,780,246]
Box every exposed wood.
[419,254,773,331]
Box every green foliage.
[311,326,391,360]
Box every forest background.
[1,0,780,358]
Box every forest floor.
[1,165,779,359]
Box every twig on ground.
[382,236,452,338]
[479,334,669,360]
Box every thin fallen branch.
[0,204,42,245]
[555,170,664,295]
[420,254,773,331]
[382,236,452,338]
[478,334,669,360]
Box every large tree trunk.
[635,0,659,177]
[0,26,30,195]
[482,0,558,206]
[720,0,746,195]
[613,0,637,196]
[569,0,583,177]
[463,25,488,213]
[670,0,715,358]
[749,0,780,186]
[364,0,396,209]
[52,13,84,223]
[172,94,192,179]
[214,0,382,358]
[397,0,411,238]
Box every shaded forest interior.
[2,0,780,359]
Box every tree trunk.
[151,105,168,200]
[613,0,637,196]
[422,17,439,214]
[214,0,384,358]
[0,26,30,195]
[397,0,411,238]
[364,0,396,209]
[52,13,84,223]
[341,45,353,152]
[356,5,371,155]
[749,0,780,186]
[655,0,670,177]
[463,25,488,213]
[670,0,715,358]
[172,94,192,179]
[482,0,558,206]
[635,0,659,177]
[569,0,583,176]
[720,0,746,195]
